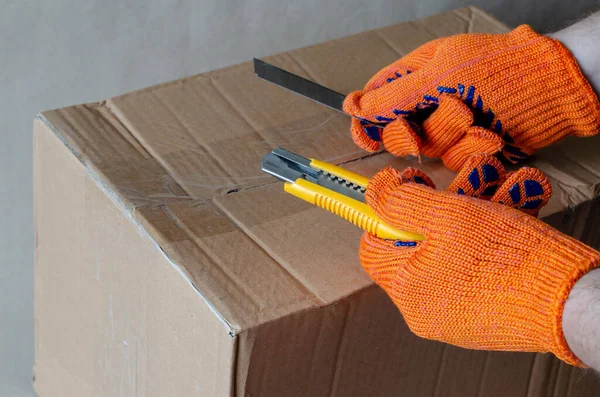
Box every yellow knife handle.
[285,179,425,241]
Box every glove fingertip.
[351,118,380,152]
[365,166,403,210]
[343,90,366,116]
[446,153,505,199]
[400,168,436,189]
[491,167,552,217]
[382,118,422,158]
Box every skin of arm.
[562,268,600,370]
[549,12,600,371]
[549,11,600,96]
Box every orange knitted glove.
[361,154,600,366]
[343,25,600,171]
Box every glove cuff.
[532,234,600,366]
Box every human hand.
[360,153,600,365]
[343,26,600,171]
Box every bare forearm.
[563,268,600,370]
[549,11,600,96]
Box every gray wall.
[1,1,597,395]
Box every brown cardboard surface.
[34,123,235,396]
[34,6,600,396]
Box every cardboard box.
[34,6,600,396]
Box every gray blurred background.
[1,1,598,395]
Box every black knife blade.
[253,58,347,112]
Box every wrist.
[563,267,600,370]
[528,233,600,366]
[549,15,600,97]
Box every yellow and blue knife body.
[261,148,425,242]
